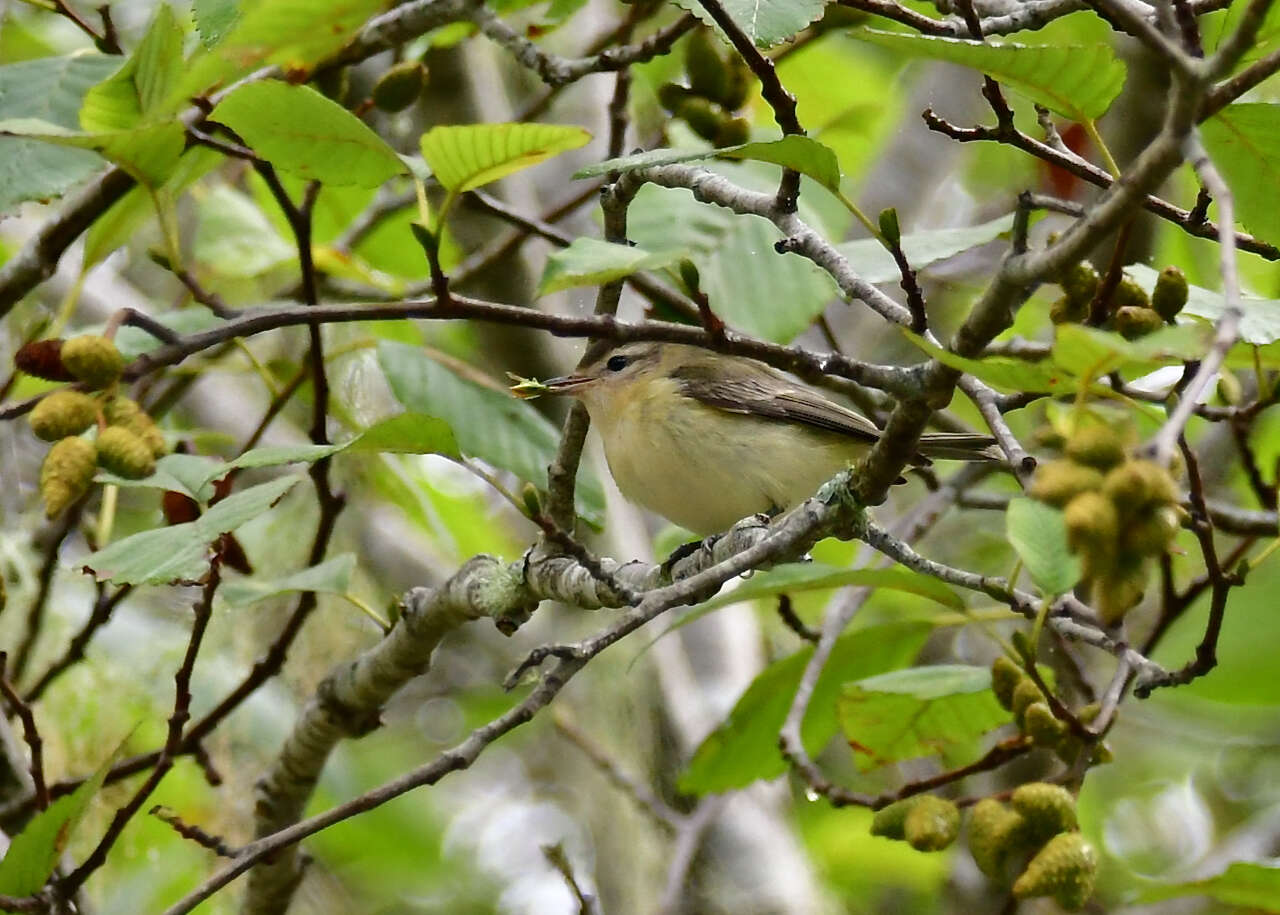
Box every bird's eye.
[605,355,629,372]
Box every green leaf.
[537,238,689,296]
[194,0,241,48]
[96,452,225,501]
[377,342,605,524]
[420,122,591,192]
[80,5,184,131]
[703,213,839,342]
[837,664,1011,771]
[100,416,457,501]
[194,444,345,489]
[1140,861,1280,910]
[221,553,355,607]
[1203,0,1280,70]
[0,747,113,896]
[903,329,1075,394]
[672,0,828,48]
[1201,103,1280,246]
[347,412,461,455]
[574,136,843,193]
[853,29,1126,120]
[626,183,737,254]
[0,55,121,213]
[174,0,387,103]
[210,81,405,187]
[836,213,1015,284]
[679,622,931,794]
[1051,322,1209,376]
[82,475,301,584]
[1126,262,1280,345]
[1005,497,1081,597]
[0,117,183,188]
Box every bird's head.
[542,342,678,414]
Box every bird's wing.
[672,361,883,443]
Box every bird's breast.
[589,387,860,534]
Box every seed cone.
[967,798,1027,880]
[29,390,97,442]
[1152,265,1188,321]
[40,437,96,517]
[1010,782,1078,842]
[61,335,123,389]
[991,656,1024,710]
[871,797,918,840]
[904,795,960,851]
[96,426,156,479]
[1012,832,1097,910]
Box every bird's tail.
[917,433,1005,463]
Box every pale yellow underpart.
[581,374,867,535]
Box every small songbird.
[539,342,1003,535]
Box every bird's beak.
[541,374,595,394]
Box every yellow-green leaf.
[854,29,1126,121]
[421,122,591,192]
[210,81,405,187]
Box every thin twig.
[61,559,223,894]
[149,806,240,858]
[0,653,48,809]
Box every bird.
[537,342,1003,535]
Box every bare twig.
[0,653,48,810]
[149,806,240,858]
[61,560,223,894]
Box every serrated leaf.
[853,29,1126,120]
[0,55,119,214]
[174,0,387,103]
[1005,497,1081,597]
[220,553,355,607]
[904,328,1076,394]
[837,664,1010,770]
[679,622,931,794]
[194,0,241,48]
[82,475,301,584]
[1140,861,1280,910]
[210,81,404,187]
[836,212,1015,283]
[575,136,842,193]
[1126,263,1280,345]
[1201,103,1280,246]
[537,238,689,296]
[377,342,605,524]
[421,122,591,192]
[673,0,828,48]
[80,5,184,132]
[0,745,115,896]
